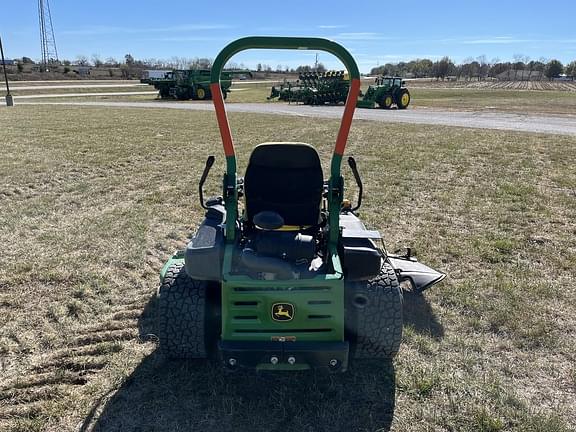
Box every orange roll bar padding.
[334,78,361,156]
[210,83,235,158]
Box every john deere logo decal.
[272,303,294,321]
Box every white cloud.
[461,36,534,45]
[318,25,347,29]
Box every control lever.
[199,156,215,209]
[347,156,363,212]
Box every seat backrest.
[243,143,324,227]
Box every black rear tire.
[157,263,208,359]
[158,87,170,99]
[349,263,403,359]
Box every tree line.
[370,56,576,81]
[13,54,576,80]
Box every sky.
[2,0,576,72]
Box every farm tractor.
[144,69,248,101]
[356,76,411,109]
[157,37,444,372]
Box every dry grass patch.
[0,105,574,431]
[408,88,576,115]
[8,86,151,97]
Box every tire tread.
[157,263,207,359]
[353,263,403,359]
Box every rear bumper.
[219,340,349,372]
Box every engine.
[239,211,322,280]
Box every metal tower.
[38,0,59,68]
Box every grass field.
[0,105,575,431]
[407,79,576,92]
[10,80,576,116]
[137,84,576,116]
[231,80,576,115]
[7,86,152,97]
[409,88,576,115]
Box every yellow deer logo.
[272,303,294,321]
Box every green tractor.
[146,69,235,100]
[357,76,411,109]
[157,37,444,371]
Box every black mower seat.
[244,143,324,227]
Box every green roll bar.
[210,36,361,244]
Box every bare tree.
[75,55,90,66]
[566,60,576,80]
[512,54,527,80]
[433,56,453,80]
[476,55,488,80]
[91,54,103,68]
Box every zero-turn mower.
[157,37,444,372]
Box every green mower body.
[157,37,443,372]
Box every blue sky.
[3,0,576,72]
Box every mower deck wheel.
[157,263,208,359]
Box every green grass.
[0,105,575,431]
[227,81,280,103]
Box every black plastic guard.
[388,256,446,293]
[184,204,226,281]
[339,213,383,281]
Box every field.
[0,104,575,431]
[8,87,152,97]
[406,88,576,115]
[6,79,576,116]
[407,79,576,92]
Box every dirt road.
[14,100,576,136]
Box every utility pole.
[38,0,59,71]
[0,36,14,107]
[314,53,318,72]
